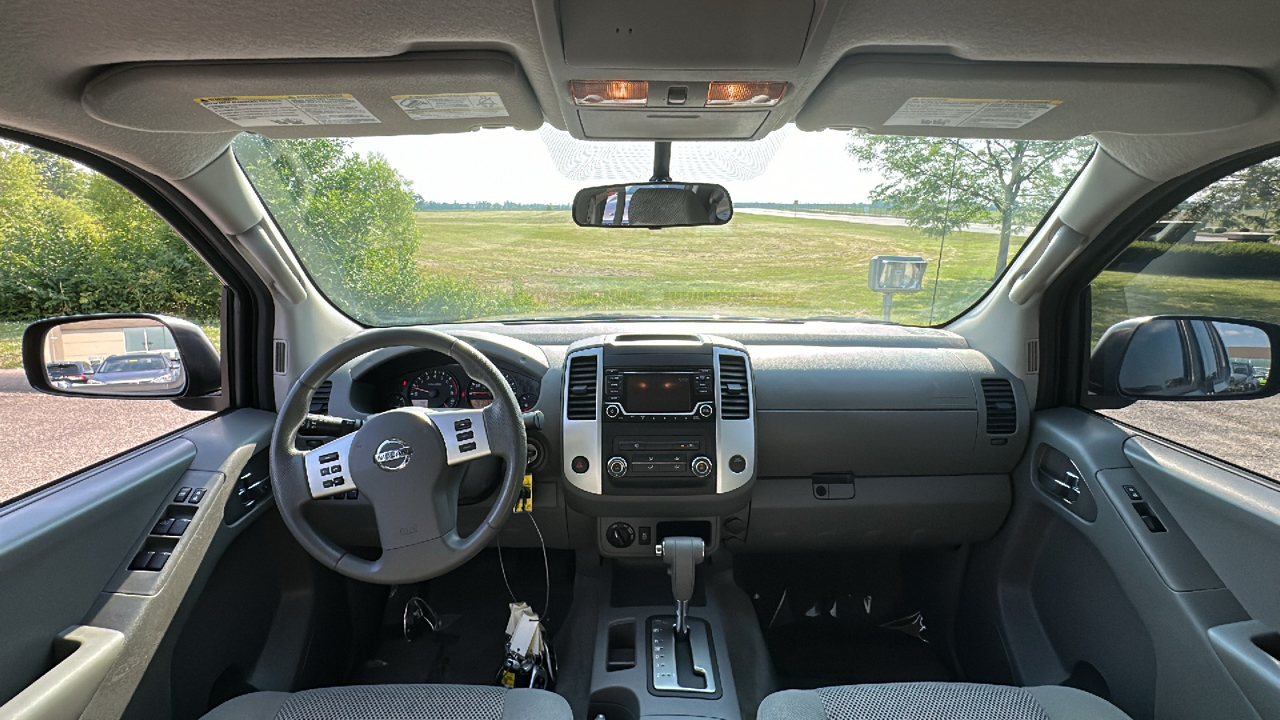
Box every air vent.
[981,378,1017,435]
[718,354,751,420]
[309,381,333,415]
[1026,339,1040,375]
[565,355,598,420]
[273,340,287,375]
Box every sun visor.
[797,55,1274,139]
[82,52,543,137]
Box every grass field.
[415,210,1017,324]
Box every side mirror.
[572,182,732,228]
[23,314,221,399]
[1089,316,1276,407]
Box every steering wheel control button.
[572,456,590,474]
[187,488,206,504]
[458,441,477,453]
[691,456,713,478]
[456,430,474,441]
[318,452,340,464]
[607,456,628,478]
[729,455,747,473]
[453,418,472,432]
[173,487,191,503]
[606,522,636,548]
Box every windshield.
[98,355,167,373]
[234,127,1093,326]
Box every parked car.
[44,361,93,388]
[88,352,183,386]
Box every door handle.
[1046,469,1082,504]
[0,625,125,720]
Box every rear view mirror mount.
[1088,315,1278,408]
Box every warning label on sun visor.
[194,95,381,128]
[883,98,1061,129]
[392,93,509,120]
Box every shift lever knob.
[655,536,705,634]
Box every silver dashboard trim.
[714,347,755,493]
[562,347,603,494]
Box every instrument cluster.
[384,364,541,412]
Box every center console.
[561,334,756,505]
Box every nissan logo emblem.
[374,438,413,471]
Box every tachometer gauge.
[408,369,460,408]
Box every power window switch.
[152,518,174,535]
[1123,485,1143,501]
[173,487,191,503]
[168,518,191,537]
[188,488,206,504]
[129,551,155,571]
[145,551,171,571]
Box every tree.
[847,135,1095,276]
[1183,158,1280,232]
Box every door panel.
[960,407,1260,720]
[0,409,276,719]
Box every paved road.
[735,207,1004,234]
[0,370,211,502]
[1100,395,1280,480]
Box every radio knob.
[607,456,628,478]
[605,404,621,419]
[697,403,714,419]
[691,456,713,478]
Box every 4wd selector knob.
[607,456,628,478]
[691,456,713,478]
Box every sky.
[350,125,883,206]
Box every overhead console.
[562,334,755,513]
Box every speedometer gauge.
[408,369,460,408]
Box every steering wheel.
[269,328,527,584]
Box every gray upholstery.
[758,683,1131,720]
[200,685,572,720]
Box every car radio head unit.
[605,369,715,420]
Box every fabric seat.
[758,682,1132,720]
[200,684,572,720]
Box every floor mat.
[767,619,954,689]
[349,548,574,688]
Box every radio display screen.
[624,373,693,413]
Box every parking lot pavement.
[0,387,211,503]
[1099,394,1280,480]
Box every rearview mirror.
[23,314,221,399]
[1089,316,1277,406]
[573,182,732,228]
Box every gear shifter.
[655,536,705,635]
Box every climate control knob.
[607,456,628,478]
[691,456,713,478]
[697,403,714,419]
